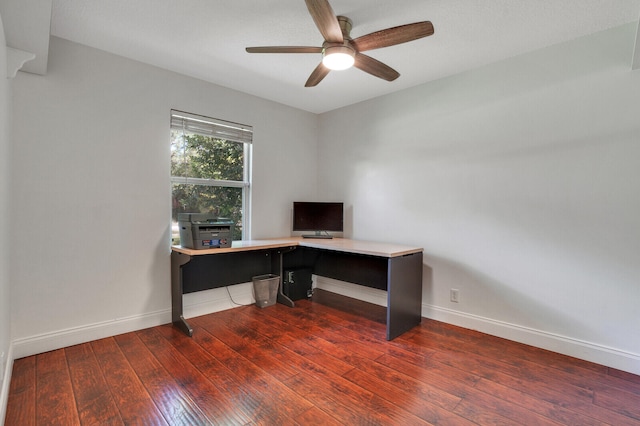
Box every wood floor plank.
[593,384,640,420]
[136,328,251,424]
[453,398,533,425]
[4,356,36,426]
[191,314,304,382]
[610,368,640,385]
[90,336,169,425]
[486,367,640,426]
[249,301,398,364]
[422,318,608,374]
[457,381,573,426]
[116,329,227,425]
[182,324,315,423]
[428,343,640,425]
[64,343,123,425]
[35,349,80,425]
[348,358,461,408]
[196,307,298,358]
[294,406,346,426]
[342,363,474,425]
[474,377,615,426]
[376,352,481,399]
[284,368,431,425]
[241,305,379,370]
[6,289,640,425]
[210,306,357,377]
[413,319,640,399]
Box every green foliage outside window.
[171,131,246,243]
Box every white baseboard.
[315,276,388,307]
[316,277,640,376]
[424,304,640,376]
[6,278,640,382]
[183,282,255,318]
[11,309,171,360]
[11,283,256,361]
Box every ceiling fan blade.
[305,0,343,43]
[354,53,400,81]
[352,21,434,52]
[246,46,323,54]
[305,62,331,87]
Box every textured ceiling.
[42,0,640,113]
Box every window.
[170,110,252,243]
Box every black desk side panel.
[386,251,423,340]
[285,247,388,291]
[181,250,274,294]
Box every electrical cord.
[226,286,253,306]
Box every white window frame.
[170,110,252,239]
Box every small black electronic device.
[292,201,343,239]
[283,268,313,301]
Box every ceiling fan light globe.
[322,46,355,70]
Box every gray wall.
[0,12,13,412]
[10,37,318,356]
[6,23,640,378]
[317,24,640,373]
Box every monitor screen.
[293,202,344,232]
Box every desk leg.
[274,247,295,307]
[171,251,194,336]
[386,252,423,340]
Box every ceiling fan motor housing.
[321,16,355,70]
[337,15,353,38]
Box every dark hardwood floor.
[5,289,640,425]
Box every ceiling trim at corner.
[0,0,52,75]
[6,47,36,79]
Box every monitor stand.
[302,231,333,239]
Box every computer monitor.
[292,202,343,238]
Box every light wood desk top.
[171,239,297,256]
[172,237,422,258]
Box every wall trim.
[316,277,640,376]
[315,276,388,307]
[11,309,171,360]
[7,279,639,381]
[6,47,35,79]
[0,343,14,425]
[424,304,640,376]
[183,282,255,319]
[10,282,256,360]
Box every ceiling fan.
[246,0,435,87]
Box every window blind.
[170,110,253,144]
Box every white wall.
[10,37,318,357]
[7,22,639,379]
[0,10,13,420]
[317,24,640,374]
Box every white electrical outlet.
[450,289,460,303]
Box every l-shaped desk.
[171,237,423,340]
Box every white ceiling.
[6,1,640,113]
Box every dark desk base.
[171,244,422,340]
[282,246,423,340]
[386,251,423,340]
[171,246,296,336]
